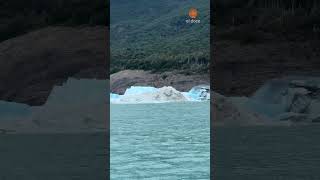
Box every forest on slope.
[213,0,320,43]
[110,0,210,74]
[0,0,109,42]
[212,0,320,96]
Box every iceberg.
[110,85,210,104]
[186,85,210,101]
[0,78,108,133]
[223,76,320,123]
[0,101,31,120]
[110,93,120,99]
[31,78,107,124]
[124,86,159,95]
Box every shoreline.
[110,70,210,94]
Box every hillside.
[0,26,108,106]
[0,0,109,105]
[110,70,209,94]
[212,0,320,96]
[110,0,210,73]
[0,0,108,42]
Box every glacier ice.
[110,93,120,99]
[225,76,320,123]
[31,78,107,123]
[124,86,158,95]
[110,85,210,104]
[0,101,31,120]
[0,79,210,125]
[186,85,210,101]
[0,78,107,133]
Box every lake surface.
[110,102,210,179]
[0,133,108,180]
[214,126,320,180]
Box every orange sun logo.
[189,8,198,19]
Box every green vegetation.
[110,0,210,74]
[213,0,320,43]
[0,0,108,42]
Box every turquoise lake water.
[0,133,107,180]
[110,102,210,179]
[214,126,320,180]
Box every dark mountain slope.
[0,26,108,106]
[0,0,108,42]
[110,0,210,73]
[212,0,320,96]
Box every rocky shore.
[111,70,210,94]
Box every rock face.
[0,26,108,106]
[111,70,209,94]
